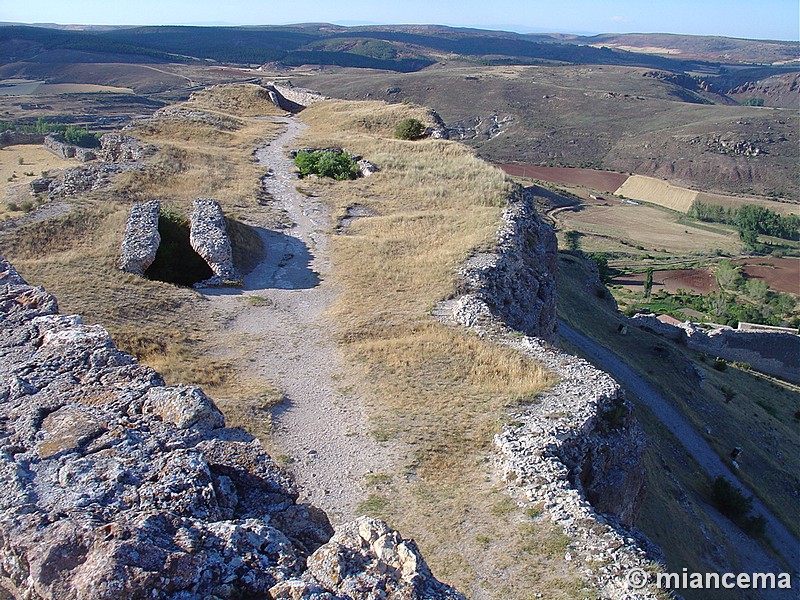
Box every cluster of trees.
[0,119,100,147]
[688,200,799,245]
[627,259,797,328]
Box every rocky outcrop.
[437,183,661,599]
[99,133,155,163]
[189,198,242,287]
[0,259,463,600]
[118,200,161,275]
[270,517,465,599]
[457,186,557,344]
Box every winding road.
[560,321,800,577]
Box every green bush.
[64,125,101,148]
[393,118,425,140]
[294,150,359,181]
[711,476,752,518]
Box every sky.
[1,0,799,41]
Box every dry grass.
[0,145,73,216]
[295,100,591,598]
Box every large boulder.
[189,198,241,287]
[118,200,161,275]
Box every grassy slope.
[299,64,800,199]
[558,254,800,577]
[292,100,603,598]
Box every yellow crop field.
[615,174,799,215]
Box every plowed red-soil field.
[734,257,800,295]
[497,164,629,193]
[613,269,717,294]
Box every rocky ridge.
[0,258,464,600]
[437,185,663,599]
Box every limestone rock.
[118,199,161,275]
[0,258,463,599]
[356,159,378,177]
[98,133,155,163]
[457,186,558,344]
[29,177,54,193]
[273,517,465,600]
[189,198,242,287]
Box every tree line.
[688,200,799,242]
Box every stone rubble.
[0,258,464,600]
[189,198,242,287]
[118,199,161,275]
[98,132,156,163]
[438,183,664,599]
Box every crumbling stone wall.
[118,200,161,275]
[457,185,558,343]
[440,183,661,599]
[190,198,242,287]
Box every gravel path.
[560,321,800,577]
[204,116,398,524]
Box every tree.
[643,268,654,298]
[715,260,742,291]
[393,118,425,140]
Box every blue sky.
[2,0,798,40]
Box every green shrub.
[393,118,425,140]
[711,476,752,518]
[294,150,359,180]
[19,200,34,213]
[6,202,19,212]
[64,125,101,148]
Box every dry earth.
[203,116,400,524]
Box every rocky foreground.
[0,259,463,600]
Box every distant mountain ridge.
[1,23,796,71]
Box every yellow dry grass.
[295,100,590,598]
[0,145,74,215]
[616,174,799,215]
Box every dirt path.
[559,321,800,578]
[204,116,398,523]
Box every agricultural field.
[616,174,800,215]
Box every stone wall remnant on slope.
[118,199,161,275]
[99,133,156,163]
[457,186,558,344]
[190,198,242,287]
[265,82,330,112]
[440,183,661,599]
[629,314,800,384]
[0,258,464,600]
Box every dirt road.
[204,116,398,524]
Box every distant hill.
[0,23,747,72]
[578,33,800,65]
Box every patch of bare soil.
[496,164,629,193]
[203,116,400,524]
[734,257,800,295]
